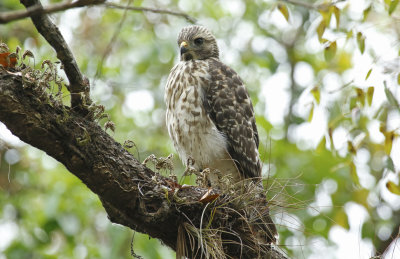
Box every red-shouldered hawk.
[165,25,261,188]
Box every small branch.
[20,0,92,110]
[0,0,196,24]
[94,0,133,80]
[0,0,104,24]
[105,3,197,23]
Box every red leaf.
[0,52,17,68]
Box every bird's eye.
[194,38,204,45]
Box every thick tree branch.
[0,71,287,259]
[0,0,196,24]
[20,0,92,111]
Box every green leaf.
[308,103,314,122]
[353,188,370,207]
[385,156,395,172]
[311,86,320,104]
[357,32,365,54]
[320,9,331,26]
[384,83,400,111]
[349,96,357,110]
[317,20,326,42]
[356,88,365,106]
[365,68,372,80]
[367,86,374,106]
[334,208,349,229]
[384,131,394,155]
[386,181,400,195]
[324,41,337,61]
[350,161,361,187]
[363,5,372,21]
[328,127,334,150]
[389,0,399,15]
[397,73,400,85]
[316,136,326,153]
[347,141,356,154]
[332,6,340,28]
[278,4,290,22]
[346,30,353,41]
[380,122,387,134]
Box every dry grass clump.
[176,178,283,259]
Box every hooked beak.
[180,41,189,55]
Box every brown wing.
[204,58,261,179]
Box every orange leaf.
[166,179,182,190]
[386,181,400,195]
[0,52,17,68]
[199,189,219,203]
[278,4,290,22]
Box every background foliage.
[1,0,400,258]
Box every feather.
[205,58,261,179]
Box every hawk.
[165,25,262,188]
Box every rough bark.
[0,71,287,259]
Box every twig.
[1,0,105,24]
[20,0,91,110]
[105,3,197,23]
[0,0,196,24]
[94,0,133,80]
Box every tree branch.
[0,0,105,24]
[104,3,197,23]
[0,70,286,259]
[20,0,92,111]
[0,0,196,24]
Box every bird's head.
[177,25,219,61]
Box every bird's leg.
[155,154,174,171]
[219,172,235,192]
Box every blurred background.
[1,0,400,258]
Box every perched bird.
[165,25,277,245]
[164,25,262,188]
